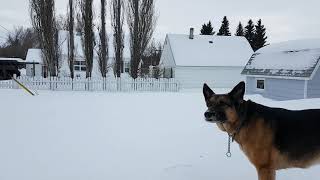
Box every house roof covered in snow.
[26,49,42,63]
[0,57,25,63]
[164,34,254,67]
[241,39,320,79]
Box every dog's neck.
[220,100,250,143]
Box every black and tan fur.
[203,81,320,180]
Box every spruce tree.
[217,16,231,36]
[253,19,267,51]
[235,22,244,36]
[200,21,215,35]
[244,19,255,49]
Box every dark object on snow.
[0,58,24,80]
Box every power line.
[0,24,10,33]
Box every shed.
[241,39,320,100]
[25,49,43,77]
[0,58,25,80]
[160,29,253,88]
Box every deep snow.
[0,89,320,180]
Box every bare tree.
[140,40,162,78]
[68,0,75,78]
[97,0,108,77]
[76,7,84,34]
[79,0,95,78]
[30,0,59,76]
[111,0,124,78]
[127,0,157,79]
[56,14,69,31]
[0,27,38,59]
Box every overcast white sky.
[0,0,320,44]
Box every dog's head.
[203,82,245,126]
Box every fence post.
[12,74,18,89]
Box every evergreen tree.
[235,22,244,36]
[244,19,255,49]
[253,19,267,51]
[217,16,231,36]
[200,21,215,35]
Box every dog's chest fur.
[235,118,278,169]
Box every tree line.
[200,16,268,51]
[0,27,38,60]
[26,0,157,79]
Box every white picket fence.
[0,76,180,92]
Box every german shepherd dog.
[203,81,320,180]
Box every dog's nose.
[204,111,215,118]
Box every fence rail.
[0,76,180,92]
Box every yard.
[0,89,320,180]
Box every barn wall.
[175,66,245,89]
[307,68,320,98]
[245,77,256,94]
[246,76,305,100]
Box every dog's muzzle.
[204,110,217,122]
[204,110,226,123]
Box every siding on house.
[175,66,245,89]
[246,76,305,100]
[307,67,320,98]
[26,64,42,77]
[160,37,173,65]
[160,36,176,78]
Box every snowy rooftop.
[25,49,42,63]
[242,39,320,79]
[0,57,25,63]
[166,34,253,67]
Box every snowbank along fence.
[0,76,180,92]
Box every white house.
[26,30,131,78]
[160,29,254,88]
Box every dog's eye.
[219,102,231,107]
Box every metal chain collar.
[225,101,248,158]
[226,134,232,157]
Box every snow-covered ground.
[1,89,320,180]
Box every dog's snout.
[204,111,215,118]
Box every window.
[124,62,130,73]
[256,79,265,90]
[74,61,86,72]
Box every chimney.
[189,28,194,39]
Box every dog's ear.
[229,81,245,101]
[203,83,214,101]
